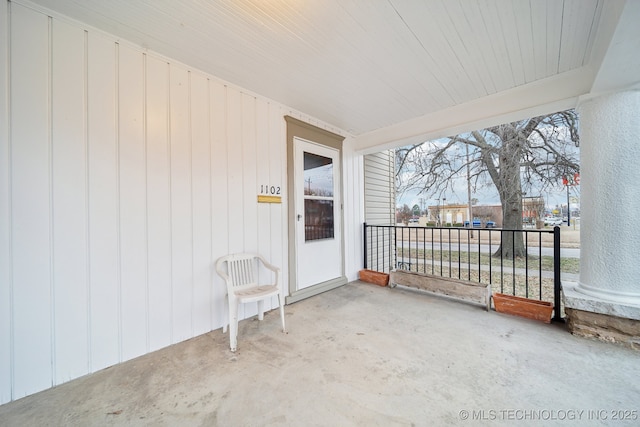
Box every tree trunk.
[494,196,526,259]
[488,131,527,259]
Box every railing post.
[363,222,368,270]
[552,226,564,322]
[392,224,398,272]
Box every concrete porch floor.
[1,281,638,426]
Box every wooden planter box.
[389,270,490,311]
[359,269,389,287]
[492,293,553,324]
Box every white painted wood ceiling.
[28,0,609,136]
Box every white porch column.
[563,90,640,346]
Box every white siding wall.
[364,151,395,225]
[0,2,361,403]
[364,151,396,272]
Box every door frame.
[284,116,347,304]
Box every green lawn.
[396,247,579,274]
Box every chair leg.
[257,300,265,321]
[278,294,286,333]
[222,295,229,334]
[229,299,238,352]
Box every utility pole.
[442,197,446,225]
[566,184,571,227]
[466,144,473,238]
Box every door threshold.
[286,276,347,304]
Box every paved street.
[398,241,580,258]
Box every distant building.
[522,196,545,225]
[425,199,555,228]
[427,202,502,227]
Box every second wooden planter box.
[492,293,553,324]
[359,269,389,287]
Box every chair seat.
[234,285,280,302]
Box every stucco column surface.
[575,90,640,308]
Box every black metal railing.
[363,223,564,321]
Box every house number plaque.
[257,184,282,203]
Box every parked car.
[544,216,563,226]
[485,221,497,228]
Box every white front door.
[294,137,342,290]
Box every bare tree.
[430,204,441,225]
[523,197,546,227]
[396,110,579,258]
[396,204,412,225]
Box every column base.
[563,282,640,349]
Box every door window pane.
[303,151,334,241]
[303,152,333,197]
[305,200,334,241]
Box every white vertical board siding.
[0,0,12,404]
[241,94,258,318]
[51,18,89,383]
[226,88,243,255]
[209,81,229,328]
[145,56,172,352]
[10,4,52,399]
[118,45,148,361]
[222,91,260,319]
[0,4,354,403]
[241,94,258,253]
[342,139,365,281]
[239,93,258,317]
[169,65,193,343]
[269,105,287,303]
[256,99,273,310]
[190,73,212,336]
[87,32,119,371]
[257,100,284,312]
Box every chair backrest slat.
[228,256,256,289]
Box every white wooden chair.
[215,253,286,352]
